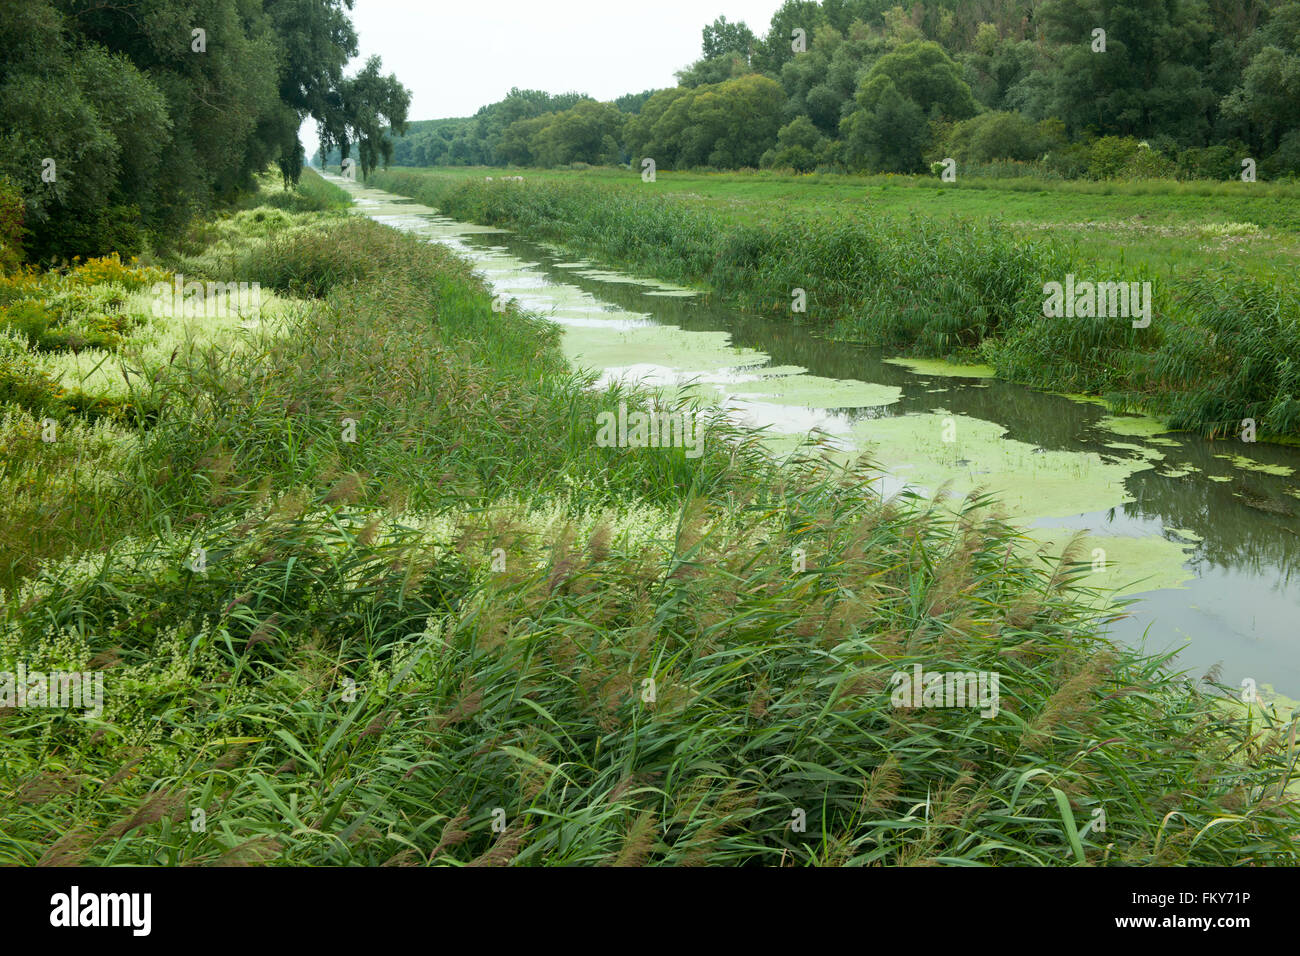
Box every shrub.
[1042,142,1091,179]
[1,300,52,346]
[1123,143,1177,179]
[942,111,1054,165]
[1263,129,1300,179]
[233,215,429,298]
[66,254,167,291]
[0,176,23,273]
[0,332,63,414]
[1176,143,1247,181]
[1087,136,1144,179]
[27,204,148,264]
[761,117,826,173]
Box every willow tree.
[318,56,411,177]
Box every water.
[327,176,1300,702]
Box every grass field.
[2,169,1298,866]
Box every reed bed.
[2,171,1296,866]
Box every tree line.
[348,0,1299,182]
[0,0,411,262]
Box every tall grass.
[371,171,1060,352]
[2,179,1296,866]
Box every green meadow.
[2,170,1297,866]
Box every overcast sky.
[302,0,786,150]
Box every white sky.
[302,0,786,151]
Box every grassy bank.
[369,166,1300,279]
[367,167,1300,443]
[2,170,1297,866]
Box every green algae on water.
[846,411,1160,520]
[1103,442,1166,462]
[728,373,901,409]
[562,322,768,380]
[1098,413,1176,439]
[1213,453,1295,477]
[883,356,997,379]
[1056,392,1112,407]
[1021,528,1196,596]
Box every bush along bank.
[367,169,1300,443]
[2,171,1297,865]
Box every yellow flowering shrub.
[65,253,169,291]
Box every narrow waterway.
[328,174,1300,703]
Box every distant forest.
[318,0,1300,180]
